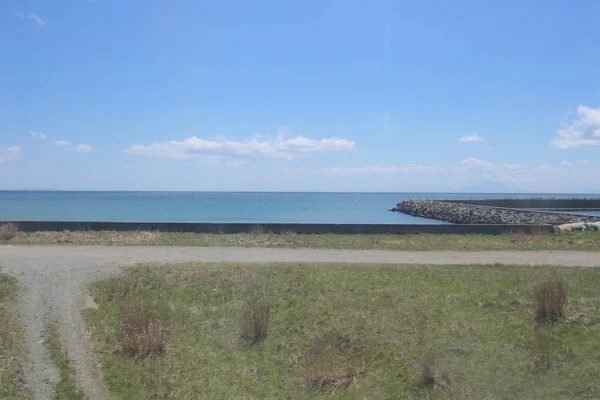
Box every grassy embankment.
[0,273,31,400]
[5,229,600,251]
[88,262,600,399]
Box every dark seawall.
[1,221,554,235]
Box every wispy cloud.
[316,159,595,192]
[461,157,494,168]
[0,146,22,163]
[320,158,525,177]
[502,164,521,170]
[28,13,45,26]
[30,131,47,140]
[55,140,71,146]
[319,164,454,176]
[458,134,484,143]
[126,130,355,161]
[560,160,573,167]
[72,144,92,153]
[552,105,600,149]
[13,11,46,26]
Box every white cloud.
[458,134,484,143]
[552,105,600,149]
[579,159,591,164]
[502,164,521,170]
[30,131,47,140]
[0,146,22,163]
[72,144,92,153]
[560,160,573,167]
[126,132,355,161]
[461,157,494,168]
[28,13,45,25]
[13,11,45,26]
[55,140,71,146]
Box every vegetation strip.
[0,273,31,400]
[45,325,85,400]
[87,262,600,399]
[5,230,600,251]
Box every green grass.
[0,273,31,400]
[8,230,600,251]
[88,263,600,399]
[45,325,85,400]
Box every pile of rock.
[393,200,600,225]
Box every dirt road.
[2,245,600,400]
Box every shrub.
[240,297,270,344]
[0,223,18,241]
[301,332,371,391]
[532,273,567,323]
[119,300,168,357]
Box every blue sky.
[1,0,600,192]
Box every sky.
[1,0,600,192]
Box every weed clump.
[240,296,270,344]
[532,273,567,323]
[0,223,18,241]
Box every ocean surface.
[1,191,599,224]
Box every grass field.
[6,230,600,251]
[0,273,30,400]
[88,263,600,399]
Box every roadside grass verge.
[0,273,31,400]
[7,230,600,251]
[87,263,600,399]
[45,325,85,400]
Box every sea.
[1,191,599,224]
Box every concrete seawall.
[1,221,555,235]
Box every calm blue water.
[1,191,599,224]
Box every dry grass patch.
[301,332,371,391]
[240,296,270,344]
[0,223,17,241]
[418,350,455,389]
[532,273,568,323]
[119,300,169,357]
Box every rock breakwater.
[393,200,600,225]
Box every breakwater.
[394,200,600,225]
[442,198,600,210]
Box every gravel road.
[2,245,600,400]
